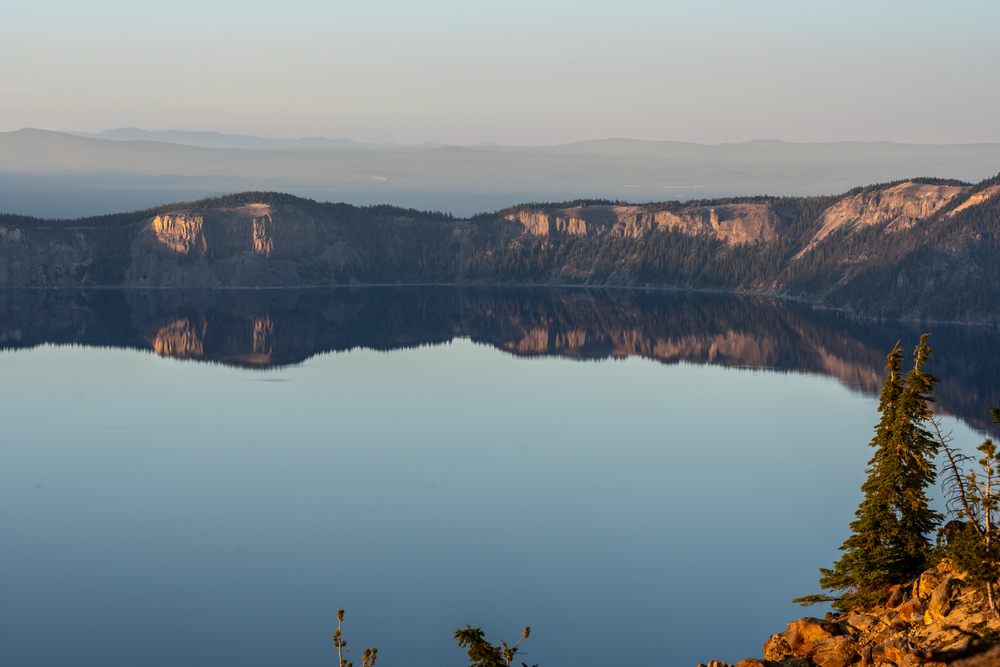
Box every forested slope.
[2,174,1000,321]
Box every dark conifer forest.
[3,174,1000,321]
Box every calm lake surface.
[1,288,996,667]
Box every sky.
[2,0,998,145]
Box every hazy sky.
[2,0,998,145]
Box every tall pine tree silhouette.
[796,335,942,611]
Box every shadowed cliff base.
[1,287,999,433]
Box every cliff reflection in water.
[2,287,999,431]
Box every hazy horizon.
[54,127,1000,149]
[3,0,998,146]
[3,128,999,219]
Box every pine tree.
[795,335,943,611]
[890,335,943,564]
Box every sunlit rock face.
[129,204,322,287]
[798,182,968,256]
[505,203,787,245]
[651,203,788,244]
[948,184,1000,217]
[147,204,318,260]
[150,214,209,256]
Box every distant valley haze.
[2,128,1000,219]
[2,0,998,215]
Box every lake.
[0,287,995,667]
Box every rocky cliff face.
[798,183,968,256]
[505,202,789,245]
[501,181,991,254]
[127,203,328,287]
[146,204,318,259]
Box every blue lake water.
[0,288,994,666]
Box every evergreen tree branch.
[934,416,982,536]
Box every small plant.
[334,609,377,667]
[454,623,536,667]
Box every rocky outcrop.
[947,185,1000,217]
[505,203,788,245]
[127,203,327,288]
[505,183,971,252]
[698,559,999,667]
[146,204,318,260]
[652,203,789,245]
[797,182,968,257]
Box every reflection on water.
[2,287,997,667]
[2,287,999,431]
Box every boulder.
[845,613,876,631]
[785,617,844,658]
[917,568,943,599]
[924,577,964,624]
[734,660,765,667]
[896,597,924,622]
[763,634,794,661]
[811,635,859,667]
[886,584,909,608]
[936,557,959,576]
[707,661,728,667]
[872,638,911,665]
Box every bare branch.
[934,416,982,535]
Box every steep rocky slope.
[469,175,1000,320]
[795,183,969,257]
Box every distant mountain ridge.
[58,127,1000,156]
[65,128,450,149]
[2,173,1000,322]
[4,128,1000,220]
